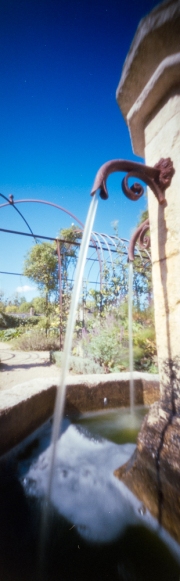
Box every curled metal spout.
[91,157,174,205]
[128,218,150,262]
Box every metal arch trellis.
[94,232,113,267]
[0,193,38,244]
[0,196,84,228]
[0,193,152,292]
[0,189,156,332]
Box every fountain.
[0,202,178,568]
[0,158,178,579]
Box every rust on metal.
[91,157,174,205]
[128,218,150,262]
[154,157,175,191]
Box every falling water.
[38,192,99,572]
[128,261,134,414]
[47,192,99,500]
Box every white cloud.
[16,285,36,293]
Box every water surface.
[0,411,180,581]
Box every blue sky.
[0,0,159,301]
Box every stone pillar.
[144,88,180,415]
[115,0,180,542]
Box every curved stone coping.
[116,0,180,119]
[127,53,180,156]
[0,372,159,457]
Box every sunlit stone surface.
[116,0,180,543]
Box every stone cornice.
[116,0,180,123]
[127,53,180,156]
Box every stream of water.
[37,192,99,573]
[128,261,134,413]
[48,199,136,500]
[45,192,99,504]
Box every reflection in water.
[74,406,148,445]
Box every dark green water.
[71,405,149,444]
[0,408,180,581]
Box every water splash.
[128,261,134,413]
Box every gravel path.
[0,342,60,390]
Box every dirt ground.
[0,341,60,390]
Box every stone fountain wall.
[116,0,180,543]
[0,373,158,456]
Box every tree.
[58,225,82,292]
[57,226,82,346]
[23,228,82,345]
[19,296,27,305]
[0,290,5,312]
[23,242,58,334]
[18,301,33,313]
[32,296,46,315]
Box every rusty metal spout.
[91,157,174,205]
[128,218,150,262]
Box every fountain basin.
[1,401,180,581]
[1,373,180,581]
[0,372,159,456]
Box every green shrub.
[133,326,157,371]
[0,312,39,330]
[25,316,40,327]
[0,312,18,329]
[81,320,128,372]
[18,301,33,313]
[11,329,59,351]
[5,305,19,314]
[85,328,129,372]
[50,352,103,374]
[0,328,23,341]
[79,307,157,373]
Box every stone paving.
[0,341,60,390]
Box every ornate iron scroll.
[91,157,174,205]
[91,157,174,261]
[128,218,150,262]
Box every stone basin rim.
[0,372,159,457]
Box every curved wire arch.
[0,194,38,243]
[0,198,84,228]
[94,232,113,266]
[0,195,152,303]
[90,231,104,290]
[99,232,119,271]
